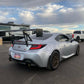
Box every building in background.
[0,22,30,41]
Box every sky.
[0,0,84,33]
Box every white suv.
[72,31,84,42]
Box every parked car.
[72,31,84,42]
[9,33,80,70]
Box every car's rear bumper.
[9,49,44,67]
[9,55,39,66]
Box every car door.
[63,35,76,56]
[56,34,74,56]
[64,38,75,55]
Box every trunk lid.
[12,40,31,51]
[13,44,31,51]
[12,39,45,51]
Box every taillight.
[11,44,13,47]
[30,44,46,50]
[72,34,74,38]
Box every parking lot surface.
[0,43,84,84]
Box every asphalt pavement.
[0,43,84,84]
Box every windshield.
[74,31,81,34]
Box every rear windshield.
[31,34,52,40]
[74,31,81,34]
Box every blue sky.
[0,0,84,33]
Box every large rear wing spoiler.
[1,29,43,46]
[1,29,36,33]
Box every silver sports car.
[9,33,80,70]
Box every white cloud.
[9,17,16,21]
[0,11,9,16]
[58,25,78,28]
[0,16,16,22]
[0,0,61,8]
[61,28,74,33]
[0,2,84,28]
[0,0,84,33]
[32,25,58,33]
[35,6,84,25]
[41,27,58,33]
[19,11,34,24]
[0,0,84,9]
[59,8,73,13]
[37,4,63,17]
[32,24,78,29]
[59,9,67,13]
[0,10,16,22]
[67,0,84,3]
[0,16,6,22]
[46,3,63,11]
[29,7,44,11]
[31,24,77,33]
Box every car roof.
[19,33,64,44]
[31,33,60,40]
[31,33,53,40]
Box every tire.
[75,45,80,56]
[47,51,60,70]
[76,36,80,42]
[9,56,12,61]
[25,63,31,68]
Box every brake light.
[72,34,74,38]
[11,44,13,47]
[30,44,46,50]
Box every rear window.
[74,31,81,34]
[31,34,52,40]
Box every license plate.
[14,54,21,59]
